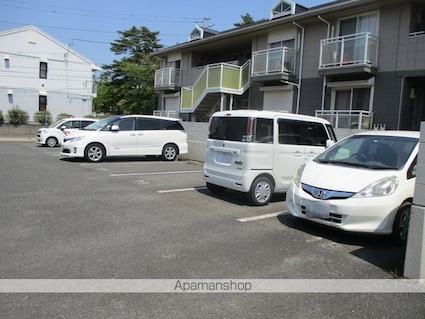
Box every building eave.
[151,0,390,58]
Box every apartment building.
[152,0,425,131]
[0,26,101,122]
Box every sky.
[1,0,332,67]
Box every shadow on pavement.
[277,213,406,277]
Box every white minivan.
[203,110,337,205]
[60,115,188,162]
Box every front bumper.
[285,181,400,235]
[60,142,85,158]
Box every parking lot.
[1,141,424,318]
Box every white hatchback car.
[37,117,98,147]
[286,131,419,244]
[60,114,188,162]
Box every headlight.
[353,176,399,198]
[64,136,85,143]
[293,164,306,188]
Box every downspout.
[318,15,331,38]
[397,76,406,130]
[318,16,331,111]
[293,22,304,114]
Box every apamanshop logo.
[174,280,252,292]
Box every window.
[278,119,301,145]
[271,0,295,19]
[269,39,295,49]
[302,122,328,146]
[136,118,161,130]
[81,120,94,128]
[70,121,81,129]
[334,88,371,111]
[39,95,47,111]
[278,119,328,146]
[39,62,48,79]
[116,118,135,131]
[255,118,273,143]
[161,120,184,131]
[339,13,378,36]
[410,3,425,35]
[7,90,13,104]
[208,117,249,142]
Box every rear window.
[208,116,273,143]
[162,120,185,131]
[209,117,249,142]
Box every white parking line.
[157,186,207,194]
[110,170,203,177]
[237,211,287,223]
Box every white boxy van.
[203,110,337,205]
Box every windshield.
[315,135,418,170]
[49,119,65,128]
[83,115,121,131]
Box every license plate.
[304,199,330,219]
[214,151,232,165]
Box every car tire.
[391,201,411,245]
[84,143,105,162]
[248,176,273,206]
[162,144,178,161]
[46,136,58,147]
[207,182,226,194]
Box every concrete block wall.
[404,122,425,279]
[0,123,41,136]
[180,122,361,163]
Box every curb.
[0,136,37,142]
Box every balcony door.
[335,88,370,109]
[332,87,372,128]
[339,13,378,63]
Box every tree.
[234,13,255,27]
[93,26,163,115]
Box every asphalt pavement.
[0,140,424,319]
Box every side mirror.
[111,125,120,131]
[326,139,335,148]
[60,125,66,131]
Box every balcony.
[315,110,372,130]
[251,47,296,83]
[318,32,378,77]
[154,67,181,91]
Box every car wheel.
[84,143,105,162]
[207,182,226,194]
[392,201,411,245]
[162,144,178,161]
[46,136,58,147]
[248,176,273,206]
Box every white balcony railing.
[315,110,372,130]
[153,110,178,118]
[319,32,378,68]
[154,67,181,88]
[251,47,296,76]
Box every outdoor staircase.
[180,61,251,118]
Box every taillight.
[245,118,254,142]
[247,118,253,135]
